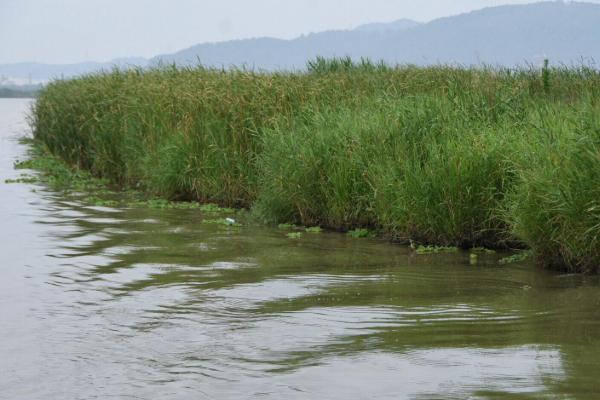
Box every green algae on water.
[415,245,459,255]
[203,218,242,227]
[305,227,323,233]
[5,175,40,184]
[347,229,376,238]
[499,251,533,265]
[278,223,297,230]
[84,196,119,207]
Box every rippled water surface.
[1,98,600,399]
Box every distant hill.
[2,1,600,81]
[0,87,38,99]
[153,1,600,69]
[0,83,42,98]
[0,58,148,83]
[354,19,421,33]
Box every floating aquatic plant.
[278,223,297,230]
[414,245,459,255]
[499,251,532,265]
[347,229,375,238]
[305,227,323,233]
[203,218,242,227]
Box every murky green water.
[1,98,600,399]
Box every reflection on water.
[1,98,600,399]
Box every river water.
[1,98,600,399]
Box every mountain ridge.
[354,18,421,33]
[2,1,599,82]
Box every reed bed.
[31,58,600,272]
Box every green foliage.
[203,218,242,227]
[347,229,376,238]
[30,60,600,271]
[12,141,242,215]
[5,175,40,184]
[470,247,496,254]
[83,196,119,207]
[286,232,303,239]
[277,223,297,230]
[305,227,323,233]
[306,56,389,75]
[369,95,517,248]
[13,144,110,190]
[506,103,600,272]
[200,203,236,213]
[255,106,380,229]
[469,253,479,265]
[499,251,533,266]
[414,245,459,255]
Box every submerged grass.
[29,59,600,272]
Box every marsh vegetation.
[4,98,600,399]
[30,58,600,272]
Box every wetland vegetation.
[30,58,600,272]
[3,87,600,400]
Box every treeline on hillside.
[0,84,40,98]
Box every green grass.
[506,103,600,272]
[29,58,600,272]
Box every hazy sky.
[1,0,597,64]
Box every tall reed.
[31,59,600,271]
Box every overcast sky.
[1,0,596,64]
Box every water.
[1,98,600,399]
